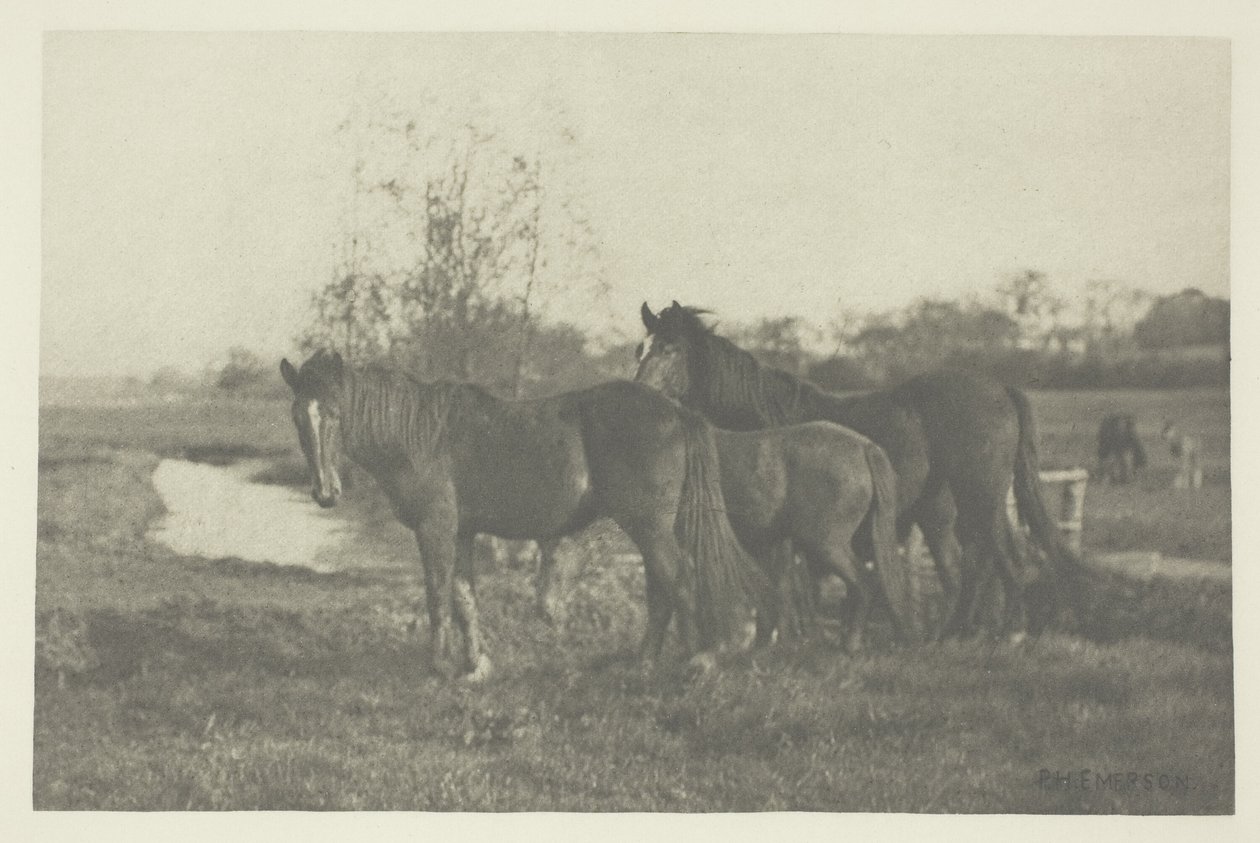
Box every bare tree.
[730,316,811,376]
[300,105,604,396]
[996,269,1069,351]
[1082,279,1150,358]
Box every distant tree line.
[199,280,1225,400]
[791,282,1228,392]
[194,103,1228,399]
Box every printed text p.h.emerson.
[1037,769,1194,793]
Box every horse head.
[634,301,710,401]
[280,350,345,507]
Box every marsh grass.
[33,391,1233,812]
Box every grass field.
[33,389,1233,812]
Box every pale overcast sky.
[41,33,1229,377]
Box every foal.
[540,417,920,652]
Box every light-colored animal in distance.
[1162,421,1203,490]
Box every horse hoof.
[536,598,567,627]
[1007,630,1028,647]
[463,656,493,683]
[686,652,718,676]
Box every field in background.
[33,388,1232,811]
[1028,389,1230,561]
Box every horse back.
[715,421,877,544]
[452,379,688,532]
[887,370,1021,498]
[446,391,596,538]
[818,389,929,511]
[780,422,880,529]
[570,381,690,514]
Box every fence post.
[1035,468,1089,553]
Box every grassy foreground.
[33,392,1233,812]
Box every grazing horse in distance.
[281,351,762,681]
[634,301,1084,639]
[1162,421,1204,489]
[1097,413,1147,484]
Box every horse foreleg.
[533,537,568,625]
[841,581,869,654]
[416,522,457,679]
[639,566,673,666]
[453,533,492,681]
[753,557,783,647]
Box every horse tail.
[675,410,767,649]
[1006,385,1087,620]
[864,441,919,644]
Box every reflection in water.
[148,459,352,572]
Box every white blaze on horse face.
[307,400,331,497]
[308,399,344,502]
[635,335,687,398]
[638,333,656,362]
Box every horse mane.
[342,365,458,461]
[656,304,811,426]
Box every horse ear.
[641,302,659,332]
[330,351,344,379]
[280,358,299,390]
[670,299,680,310]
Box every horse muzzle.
[313,489,340,508]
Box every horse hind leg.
[997,517,1037,640]
[618,518,696,664]
[774,544,819,642]
[753,553,784,648]
[941,528,995,640]
[799,538,867,654]
[966,508,1030,643]
[913,488,968,640]
[736,537,785,648]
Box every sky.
[40,32,1231,377]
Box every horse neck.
[340,369,455,467]
[694,339,822,428]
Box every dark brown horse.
[281,351,761,680]
[1097,413,1147,484]
[634,302,1082,637]
[537,419,919,652]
